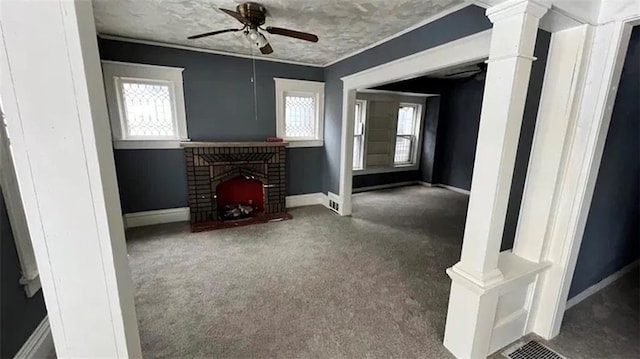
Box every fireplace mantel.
[181,141,287,148]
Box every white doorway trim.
[337,29,492,215]
[541,16,640,338]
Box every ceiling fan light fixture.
[247,28,260,41]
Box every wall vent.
[327,192,340,214]
[503,340,566,359]
[328,199,339,213]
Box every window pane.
[353,101,365,169]
[121,82,174,137]
[354,102,363,135]
[285,94,316,137]
[397,105,415,135]
[353,135,363,169]
[394,135,412,163]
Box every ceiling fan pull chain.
[251,46,258,122]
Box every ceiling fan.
[444,63,487,80]
[187,2,319,55]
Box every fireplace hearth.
[182,142,291,232]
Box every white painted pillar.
[451,0,549,286]
[444,1,549,357]
[1,1,142,357]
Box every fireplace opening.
[215,176,265,221]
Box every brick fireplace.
[182,142,290,232]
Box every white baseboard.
[566,260,639,310]
[123,207,190,228]
[352,181,420,193]
[286,193,327,208]
[434,183,471,195]
[418,181,433,187]
[15,316,53,359]
[124,193,330,228]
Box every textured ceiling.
[92,0,465,66]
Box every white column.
[512,25,593,263]
[444,1,549,357]
[451,0,549,286]
[1,1,142,357]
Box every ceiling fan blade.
[265,27,318,42]
[260,43,273,55]
[187,28,241,40]
[445,69,481,77]
[220,8,249,25]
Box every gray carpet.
[126,186,468,358]
[539,266,639,359]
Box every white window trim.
[101,61,189,149]
[274,77,325,148]
[352,99,368,170]
[352,93,426,176]
[393,102,423,167]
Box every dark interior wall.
[500,30,551,250]
[368,30,550,250]
[0,191,47,357]
[433,77,485,190]
[569,27,640,299]
[420,96,441,184]
[322,5,493,195]
[98,39,325,212]
[353,171,421,189]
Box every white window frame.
[274,78,325,147]
[393,102,423,167]
[101,61,189,149]
[352,91,427,176]
[352,99,367,170]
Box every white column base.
[444,252,550,358]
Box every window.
[394,104,420,165]
[101,61,188,149]
[353,100,366,170]
[275,78,325,147]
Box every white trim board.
[352,181,421,194]
[285,193,328,208]
[565,260,639,311]
[14,316,54,359]
[434,184,471,195]
[323,2,470,66]
[98,3,470,69]
[337,29,491,216]
[98,34,324,68]
[123,193,329,228]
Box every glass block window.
[353,100,366,170]
[120,81,175,137]
[394,104,418,164]
[284,93,316,138]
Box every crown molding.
[323,2,471,67]
[486,0,551,23]
[98,34,324,68]
[99,3,475,69]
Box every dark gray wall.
[352,96,435,190]
[367,29,550,250]
[433,77,485,190]
[568,26,640,299]
[1,191,47,357]
[99,39,325,212]
[353,171,421,189]
[420,96,441,184]
[500,30,551,250]
[323,5,493,195]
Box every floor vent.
[503,340,566,359]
